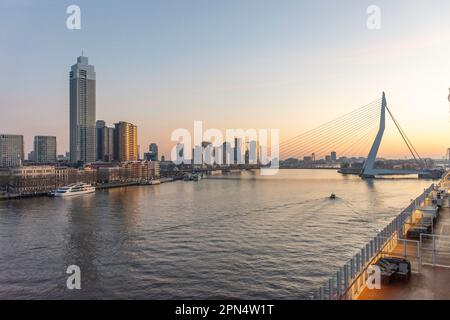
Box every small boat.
[330,193,336,199]
[51,183,96,197]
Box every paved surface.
[358,265,450,300]
[358,205,450,300]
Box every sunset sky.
[1,0,450,159]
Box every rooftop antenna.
[81,49,84,57]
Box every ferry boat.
[140,179,161,185]
[51,183,96,197]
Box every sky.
[1,0,450,159]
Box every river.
[0,169,432,299]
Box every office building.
[222,142,232,165]
[234,138,243,164]
[0,134,24,167]
[28,151,35,162]
[144,144,159,162]
[70,55,96,164]
[34,136,57,163]
[331,151,337,162]
[96,120,115,162]
[248,140,258,164]
[149,143,158,161]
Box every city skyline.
[3,2,450,304]
[2,1,450,159]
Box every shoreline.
[0,177,177,201]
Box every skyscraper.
[96,120,105,161]
[248,140,258,164]
[114,121,138,162]
[33,136,57,163]
[234,138,242,164]
[149,143,158,161]
[331,151,337,162]
[70,55,96,164]
[0,134,24,167]
[222,141,232,165]
[96,120,115,162]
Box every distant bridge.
[279,92,436,179]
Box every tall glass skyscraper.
[70,55,96,164]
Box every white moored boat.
[52,183,96,197]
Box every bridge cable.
[280,113,379,158]
[280,110,380,159]
[279,103,381,157]
[279,99,381,148]
[385,106,426,168]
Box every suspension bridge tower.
[361,92,386,178]
[361,92,428,178]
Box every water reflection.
[0,170,432,299]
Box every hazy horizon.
[2,0,450,159]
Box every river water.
[0,169,432,299]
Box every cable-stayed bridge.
[279,92,435,179]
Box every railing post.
[336,270,341,299]
[350,258,355,279]
[328,278,333,300]
[432,236,436,266]
[370,240,374,258]
[361,248,366,267]
[403,239,407,257]
[343,265,349,300]
[356,254,360,273]
[319,286,324,300]
[417,239,421,274]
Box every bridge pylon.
[361,92,386,179]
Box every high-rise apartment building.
[70,55,96,164]
[234,138,242,164]
[149,143,158,161]
[0,134,24,167]
[33,136,57,163]
[114,122,138,162]
[96,120,115,162]
[331,151,337,162]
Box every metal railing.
[420,234,450,268]
[314,184,434,300]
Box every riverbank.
[0,177,178,201]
